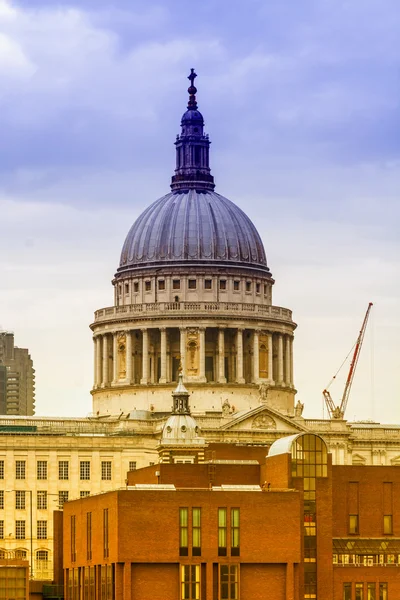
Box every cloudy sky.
[0,0,399,421]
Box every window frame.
[192,508,201,556]
[218,508,227,556]
[180,564,200,600]
[58,460,69,480]
[15,460,26,480]
[15,490,26,510]
[101,461,112,481]
[179,507,189,556]
[80,460,91,481]
[37,490,47,510]
[15,519,26,540]
[37,460,48,481]
[219,564,239,600]
[37,520,47,540]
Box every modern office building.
[0,332,35,416]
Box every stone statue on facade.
[258,382,269,404]
[222,399,231,418]
[295,400,304,417]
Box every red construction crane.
[323,302,373,420]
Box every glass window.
[188,279,197,289]
[103,508,109,558]
[179,508,188,556]
[86,512,92,560]
[58,491,69,508]
[0,460,4,479]
[37,520,47,540]
[37,491,47,510]
[37,460,48,480]
[233,281,240,291]
[218,508,227,556]
[0,520,4,539]
[145,280,151,291]
[379,583,388,600]
[219,280,227,290]
[204,279,212,290]
[101,461,112,481]
[158,280,165,290]
[367,583,376,600]
[134,281,139,293]
[349,514,359,534]
[383,515,393,534]
[355,583,364,600]
[192,508,201,556]
[181,564,200,600]
[125,283,129,294]
[0,491,3,510]
[16,460,26,480]
[220,564,238,600]
[15,491,25,510]
[264,284,268,295]
[129,461,137,471]
[80,461,91,480]
[246,281,251,292]
[256,282,260,293]
[231,508,240,556]
[173,279,181,290]
[71,515,76,562]
[15,520,25,539]
[58,460,69,480]
[80,491,90,498]
[36,550,48,563]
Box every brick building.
[62,425,399,600]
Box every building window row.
[349,514,393,536]
[218,507,240,557]
[69,565,112,600]
[0,459,122,482]
[180,564,239,600]
[335,553,400,566]
[178,507,239,558]
[120,278,269,295]
[343,581,388,600]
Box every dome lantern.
[171,69,215,192]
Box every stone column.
[199,327,206,382]
[112,332,118,384]
[218,327,226,383]
[236,328,245,384]
[140,328,149,384]
[95,336,102,388]
[267,333,274,384]
[285,336,291,387]
[278,334,284,384]
[252,330,259,383]
[179,327,186,379]
[126,330,133,383]
[159,328,167,383]
[290,337,294,387]
[102,334,109,387]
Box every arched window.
[15,548,27,559]
[0,549,6,559]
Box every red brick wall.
[127,463,261,488]
[241,564,286,599]
[332,466,400,537]
[131,564,179,600]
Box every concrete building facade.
[0,332,35,416]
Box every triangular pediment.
[219,405,309,433]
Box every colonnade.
[93,326,294,389]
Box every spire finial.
[187,68,198,109]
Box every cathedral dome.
[118,189,270,275]
[117,69,271,278]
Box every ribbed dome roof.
[118,190,270,275]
